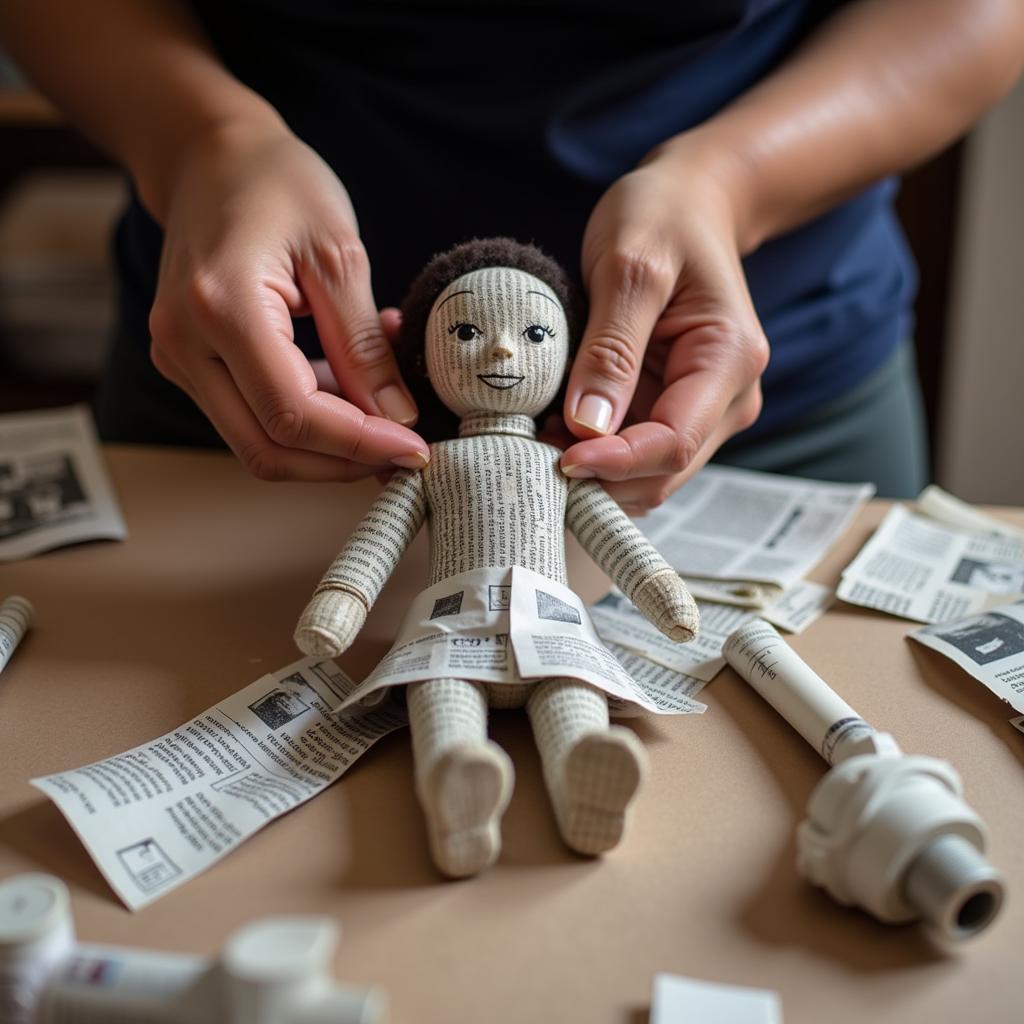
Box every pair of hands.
[148,117,768,510]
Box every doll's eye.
[448,322,482,341]
[523,325,553,344]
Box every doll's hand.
[631,570,700,643]
[294,589,368,657]
[559,140,768,513]
[147,115,429,481]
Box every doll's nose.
[491,341,514,359]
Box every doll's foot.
[420,742,514,879]
[558,727,648,856]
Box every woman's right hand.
[147,115,429,481]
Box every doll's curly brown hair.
[396,237,584,441]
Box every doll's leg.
[527,678,648,856]
[407,677,513,878]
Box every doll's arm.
[295,469,428,656]
[566,479,699,642]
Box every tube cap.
[0,874,72,953]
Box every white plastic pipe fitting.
[0,873,386,1024]
[724,619,1005,939]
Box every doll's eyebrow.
[527,290,559,307]
[437,290,474,309]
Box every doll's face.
[425,267,570,418]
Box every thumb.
[565,251,672,438]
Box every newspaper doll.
[295,239,699,877]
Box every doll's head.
[398,239,582,437]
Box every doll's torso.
[423,424,568,588]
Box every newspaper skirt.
[332,565,678,717]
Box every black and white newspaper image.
[910,598,1024,714]
[634,465,872,606]
[838,504,1024,623]
[0,405,126,560]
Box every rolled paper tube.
[0,596,33,676]
[723,619,876,765]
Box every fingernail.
[572,393,613,434]
[562,463,596,479]
[375,384,417,425]
[391,450,430,470]
[620,504,646,518]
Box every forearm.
[0,0,283,221]
[566,481,674,599]
[313,470,428,610]
[655,0,1024,253]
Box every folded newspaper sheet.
[32,657,406,910]
[909,598,1024,714]
[636,465,873,607]
[590,581,833,683]
[1011,715,1024,736]
[838,503,1024,623]
[0,405,126,561]
[31,620,705,908]
[341,564,704,716]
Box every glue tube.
[0,873,386,1024]
[0,596,33,676]
[723,620,1005,940]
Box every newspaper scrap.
[838,503,1024,624]
[747,578,833,634]
[909,598,1024,715]
[651,973,783,1024]
[603,643,707,717]
[1010,715,1024,736]
[0,405,126,561]
[337,565,703,716]
[590,581,833,680]
[31,657,406,910]
[916,484,1024,540]
[636,465,873,607]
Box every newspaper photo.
[590,580,833,680]
[909,598,1024,714]
[636,465,872,606]
[838,504,1024,623]
[0,405,126,561]
[32,657,406,910]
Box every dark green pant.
[714,342,929,499]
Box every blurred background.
[0,49,1021,504]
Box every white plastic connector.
[0,873,386,1024]
[724,619,1005,939]
[798,753,1003,936]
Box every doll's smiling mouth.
[477,374,525,390]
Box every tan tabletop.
[1,447,1021,1023]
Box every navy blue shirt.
[112,0,916,442]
